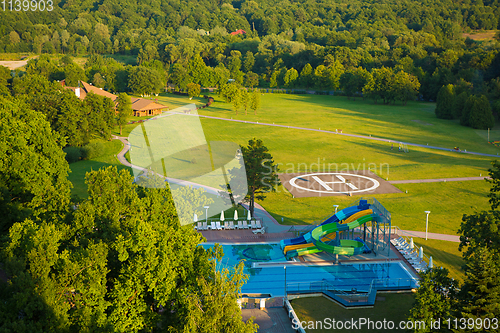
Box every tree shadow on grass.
[265,211,309,226]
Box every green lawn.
[199,117,492,181]
[290,294,415,333]
[186,93,500,155]
[413,239,466,283]
[68,139,131,198]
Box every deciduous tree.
[408,267,459,332]
[187,82,201,99]
[0,96,71,234]
[250,89,261,115]
[116,93,132,135]
[240,138,279,218]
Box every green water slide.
[309,214,375,256]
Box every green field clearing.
[199,117,492,181]
[290,293,415,333]
[154,93,500,155]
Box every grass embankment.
[291,294,415,333]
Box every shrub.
[81,142,105,160]
[63,146,82,163]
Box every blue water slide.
[280,200,369,249]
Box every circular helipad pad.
[279,171,402,198]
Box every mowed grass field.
[413,238,466,283]
[154,92,500,155]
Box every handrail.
[284,299,306,333]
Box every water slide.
[285,210,374,258]
[283,209,373,255]
[279,200,370,249]
[310,213,374,255]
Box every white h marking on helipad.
[311,175,358,191]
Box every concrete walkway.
[390,176,489,184]
[112,135,132,167]
[397,230,461,242]
[190,114,500,158]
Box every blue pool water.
[202,243,419,297]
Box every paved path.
[390,176,490,184]
[189,114,499,158]
[112,135,132,167]
[397,229,460,242]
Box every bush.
[81,142,105,160]
[63,146,83,163]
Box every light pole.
[284,266,287,300]
[425,211,431,240]
[333,205,339,214]
[204,206,210,224]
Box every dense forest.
[1,0,500,128]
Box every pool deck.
[242,307,296,333]
[199,203,422,333]
[200,229,295,242]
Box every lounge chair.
[216,221,222,230]
[242,220,249,229]
[210,221,217,230]
[202,222,208,230]
[250,220,257,229]
[229,221,235,230]
[238,221,243,229]
[196,222,202,230]
[252,226,266,234]
[256,220,262,228]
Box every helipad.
[279,170,402,198]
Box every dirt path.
[0,60,29,70]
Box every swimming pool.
[202,243,419,297]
